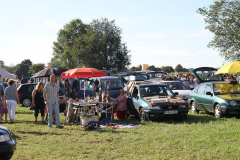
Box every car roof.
[135,83,166,87]
[96,76,120,80]
[158,81,181,83]
[20,83,37,85]
[118,72,148,76]
[199,81,238,85]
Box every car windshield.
[163,82,188,90]
[100,79,124,90]
[139,85,174,97]
[148,72,167,78]
[213,83,240,95]
[129,74,149,81]
[195,70,222,81]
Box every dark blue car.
[91,76,125,99]
[0,126,16,160]
[17,83,37,107]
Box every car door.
[131,86,141,110]
[194,84,206,111]
[202,84,214,112]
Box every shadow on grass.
[17,130,71,136]
[141,112,218,125]
[15,111,34,115]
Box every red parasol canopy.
[61,68,106,78]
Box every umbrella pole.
[84,77,85,101]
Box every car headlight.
[230,101,237,106]
[151,106,161,109]
[179,105,186,108]
[0,134,11,142]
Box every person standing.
[0,84,7,122]
[4,79,20,123]
[43,74,63,128]
[71,78,79,100]
[3,78,8,89]
[32,82,45,124]
[21,75,28,84]
[64,79,71,98]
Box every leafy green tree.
[52,19,87,69]
[29,63,45,75]
[197,0,240,61]
[129,66,137,71]
[182,68,189,72]
[155,67,162,71]
[21,59,32,67]
[129,64,142,71]
[52,18,131,73]
[175,64,183,72]
[0,60,5,67]
[148,65,156,71]
[3,66,16,74]
[15,64,29,79]
[15,59,33,78]
[162,66,174,73]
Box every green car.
[188,67,240,118]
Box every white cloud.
[107,15,142,25]
[190,29,213,38]
[41,20,63,30]
[134,33,165,39]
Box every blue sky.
[0,0,226,69]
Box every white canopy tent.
[0,67,17,79]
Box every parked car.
[17,83,37,107]
[135,71,168,79]
[0,126,16,160]
[127,81,189,121]
[187,67,239,118]
[118,72,149,84]
[101,70,111,76]
[94,76,124,99]
[152,80,191,101]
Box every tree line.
[129,64,189,73]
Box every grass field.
[2,105,240,160]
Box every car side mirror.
[206,92,212,96]
[174,92,179,96]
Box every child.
[0,103,8,122]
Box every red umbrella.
[61,68,106,78]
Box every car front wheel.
[139,108,147,122]
[191,102,199,114]
[214,104,222,118]
[22,98,32,107]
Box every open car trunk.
[191,67,224,84]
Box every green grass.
[3,106,240,159]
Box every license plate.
[164,110,178,114]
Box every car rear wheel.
[0,151,14,160]
[22,98,32,107]
[191,102,199,114]
[214,104,222,118]
[139,108,147,122]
